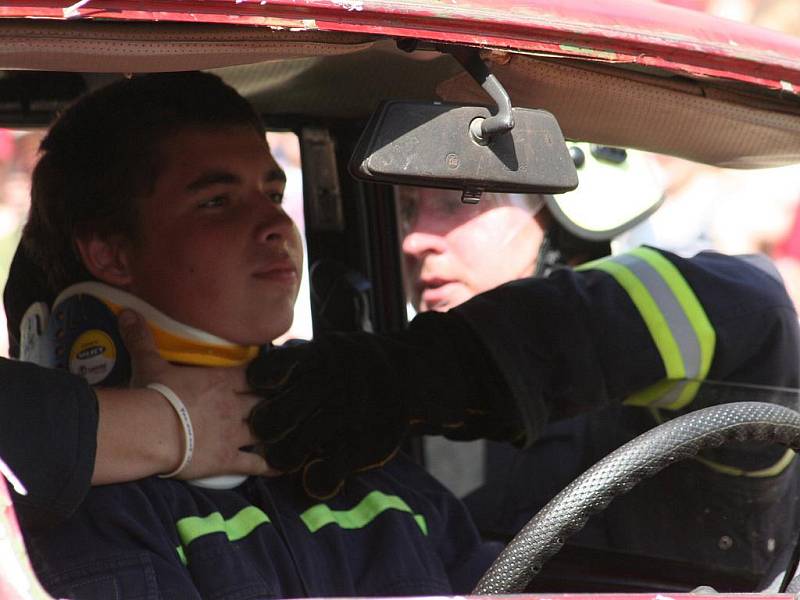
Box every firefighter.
[252,151,800,584]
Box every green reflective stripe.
[300,491,428,535]
[631,247,716,383]
[661,379,701,410]
[623,247,715,410]
[626,378,702,411]
[693,448,797,478]
[649,407,796,477]
[177,506,271,545]
[177,511,225,545]
[176,545,187,566]
[576,258,685,379]
[624,380,675,407]
[175,506,271,562]
[671,380,701,410]
[413,514,429,535]
[579,249,716,410]
[616,253,702,380]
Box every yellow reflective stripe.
[580,249,717,410]
[624,247,715,410]
[631,247,716,384]
[669,379,702,410]
[693,448,796,478]
[624,380,676,408]
[576,258,685,379]
[300,490,428,535]
[174,506,271,565]
[647,406,796,477]
[626,378,701,411]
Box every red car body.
[0,1,798,598]
[1,0,799,90]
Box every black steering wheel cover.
[474,401,800,594]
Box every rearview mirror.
[350,101,578,195]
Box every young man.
[19,72,499,599]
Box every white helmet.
[545,142,666,241]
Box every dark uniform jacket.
[1,245,99,531]
[5,246,800,594]
[453,248,800,587]
[26,455,500,599]
[0,359,96,530]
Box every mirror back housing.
[350,101,578,195]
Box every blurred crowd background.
[0,130,44,358]
[0,0,798,356]
[637,0,800,306]
[660,0,800,35]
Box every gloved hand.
[248,312,523,499]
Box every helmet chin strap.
[533,227,563,278]
[534,221,612,278]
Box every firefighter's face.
[400,188,546,312]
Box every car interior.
[1,12,800,598]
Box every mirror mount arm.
[448,47,515,144]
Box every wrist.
[143,387,186,475]
[147,383,195,478]
[92,387,183,484]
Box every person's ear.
[74,233,134,287]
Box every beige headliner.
[0,19,797,168]
[438,56,800,168]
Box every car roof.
[0,1,797,166]
[4,0,800,83]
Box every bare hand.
[118,309,273,479]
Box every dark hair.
[23,71,264,294]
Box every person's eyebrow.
[186,171,240,192]
[185,168,286,192]
[266,169,287,185]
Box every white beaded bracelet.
[147,383,195,478]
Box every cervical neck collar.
[63,282,259,367]
[20,281,259,386]
[20,281,256,490]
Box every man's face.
[121,126,303,345]
[401,188,545,312]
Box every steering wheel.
[473,401,800,594]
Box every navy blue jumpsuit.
[7,246,800,595]
[26,455,501,599]
[450,248,800,587]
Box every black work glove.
[248,311,523,499]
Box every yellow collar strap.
[53,282,259,368]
